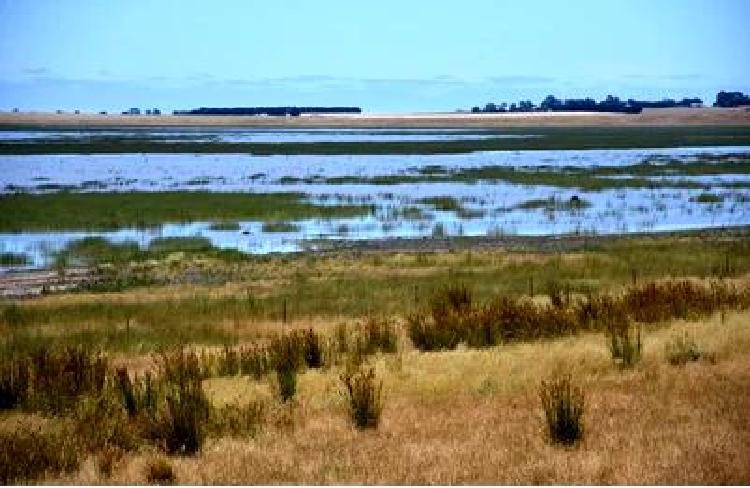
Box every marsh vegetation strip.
[2,125,750,154]
[0,192,373,232]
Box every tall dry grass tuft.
[269,334,304,402]
[0,346,108,414]
[145,457,176,485]
[539,375,585,446]
[0,354,30,410]
[664,333,702,366]
[341,364,383,429]
[145,349,211,455]
[608,322,642,367]
[356,317,399,356]
[0,421,79,484]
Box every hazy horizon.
[1,0,749,113]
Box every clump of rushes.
[270,334,304,402]
[0,353,30,410]
[145,457,176,485]
[237,344,271,379]
[357,317,399,355]
[664,333,702,366]
[608,322,642,368]
[341,365,383,429]
[302,328,324,369]
[407,283,472,351]
[0,422,79,484]
[22,346,108,414]
[539,375,585,446]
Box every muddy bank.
[311,225,750,254]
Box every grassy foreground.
[1,231,750,484]
[0,191,372,232]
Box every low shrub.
[539,375,585,445]
[341,365,383,429]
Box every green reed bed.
[0,191,373,232]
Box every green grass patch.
[208,221,241,231]
[147,236,213,254]
[0,252,31,266]
[0,191,373,232]
[261,222,300,233]
[418,196,464,212]
[691,192,724,203]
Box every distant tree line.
[714,91,750,108]
[173,106,362,116]
[470,94,708,114]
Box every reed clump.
[664,333,702,366]
[607,322,642,367]
[539,375,585,445]
[341,364,383,429]
[145,457,176,485]
[0,421,79,484]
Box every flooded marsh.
[0,128,749,269]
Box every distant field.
[1,107,750,128]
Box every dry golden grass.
[41,310,750,485]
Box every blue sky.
[1,0,749,112]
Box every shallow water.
[0,128,520,143]
[1,142,749,269]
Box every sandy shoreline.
[1,107,749,128]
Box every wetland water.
[0,128,749,268]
